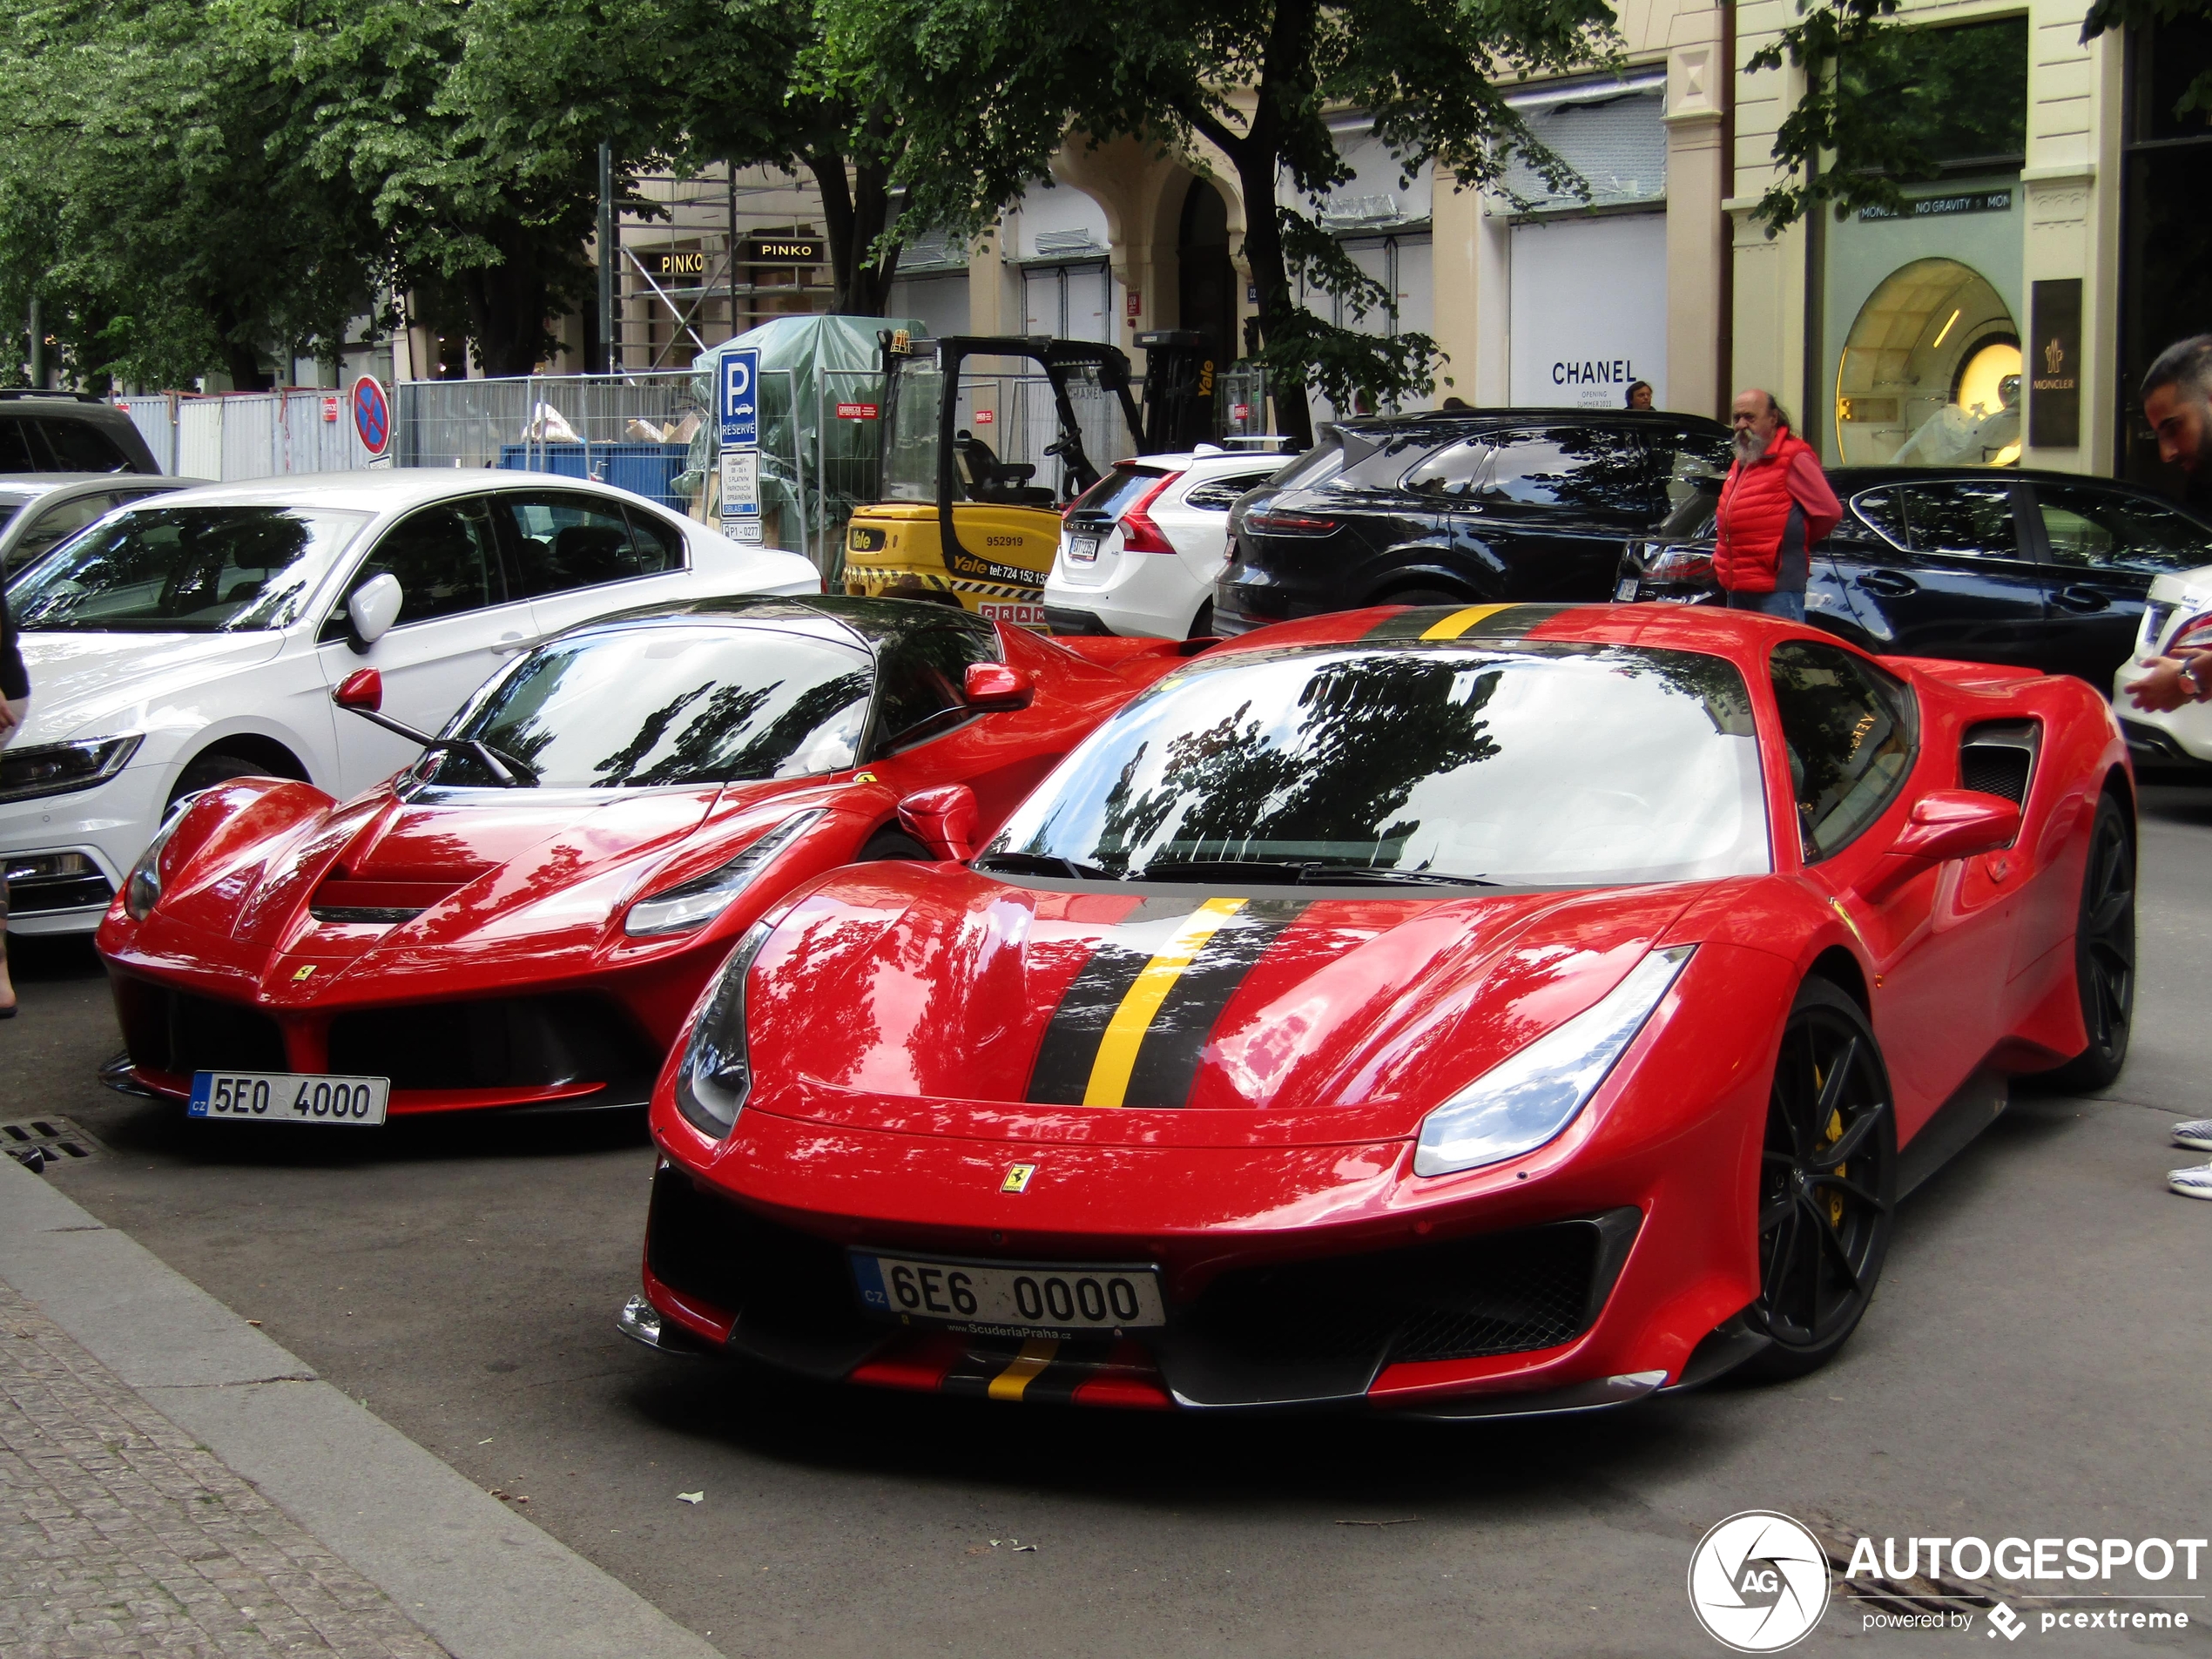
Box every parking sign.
[719,347,759,448]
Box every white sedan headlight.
[1414,946,1694,1177]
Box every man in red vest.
[1712,389,1842,623]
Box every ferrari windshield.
[424,624,873,790]
[988,641,1770,886]
[7,506,369,631]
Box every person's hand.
[0,701,18,738]
[2124,651,2209,711]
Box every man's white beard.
[1734,428,1768,464]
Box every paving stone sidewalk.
[0,1279,447,1659]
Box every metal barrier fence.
[395,370,815,563]
[115,390,379,481]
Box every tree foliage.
[0,0,382,388]
[1748,7,2029,235]
[823,0,1618,443]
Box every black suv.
[1617,466,2212,685]
[0,391,161,474]
[1214,408,1731,633]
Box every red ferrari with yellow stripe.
[625,601,2135,1415]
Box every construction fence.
[116,390,383,481]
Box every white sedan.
[2111,563,2212,766]
[1042,444,1295,639]
[1,469,819,933]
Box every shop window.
[1836,260,2020,469]
[1835,18,2027,174]
[2119,14,2212,489]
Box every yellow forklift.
[842,331,1217,624]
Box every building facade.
[552,3,2207,490]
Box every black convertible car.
[1617,466,2212,684]
[1212,408,1732,633]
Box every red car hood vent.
[750,870,1696,1126]
[308,877,472,926]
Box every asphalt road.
[6,787,2212,1658]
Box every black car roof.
[547,592,991,652]
[1331,408,1731,438]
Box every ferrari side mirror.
[346,572,404,652]
[333,668,383,713]
[963,661,1035,711]
[1856,789,2020,901]
[897,783,981,862]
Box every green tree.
[0,0,383,388]
[1745,8,2028,235]
[826,0,1618,443]
[448,0,914,319]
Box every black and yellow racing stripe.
[1025,896,1311,1109]
[1362,602,1574,641]
[938,1337,1136,1403]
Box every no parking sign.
[350,375,392,458]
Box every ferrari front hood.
[745,867,1700,1136]
[153,778,818,982]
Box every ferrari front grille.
[645,1164,878,1352]
[113,979,287,1076]
[326,993,657,1093]
[1189,1218,1614,1369]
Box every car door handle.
[1856,570,1919,597]
[2052,584,2110,613]
[492,632,543,655]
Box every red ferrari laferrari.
[96,596,1199,1125]
[629,602,2134,1414]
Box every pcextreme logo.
[1689,1510,1831,1652]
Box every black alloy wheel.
[2041,792,2135,1092]
[1744,977,1896,1381]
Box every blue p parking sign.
[719,347,759,448]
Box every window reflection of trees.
[1768,643,1915,858]
[1483,428,1660,516]
[1008,644,1759,876]
[444,642,871,789]
[1090,657,1505,871]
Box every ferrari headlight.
[122,801,191,921]
[0,733,141,803]
[624,810,824,938]
[673,921,773,1138]
[1413,946,1694,1177]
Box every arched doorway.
[1177,178,1237,368]
[1835,258,2022,468]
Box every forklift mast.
[1135,330,1221,453]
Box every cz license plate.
[1615,577,1641,603]
[189,1070,389,1126]
[850,1251,1166,1337]
[1068,535,1100,563]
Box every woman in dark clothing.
[1,575,25,1016]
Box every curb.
[0,1154,719,1659]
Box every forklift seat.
[954,431,1056,508]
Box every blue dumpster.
[496,442,690,511]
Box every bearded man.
[1711,389,1842,624]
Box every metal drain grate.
[2,1116,105,1170]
